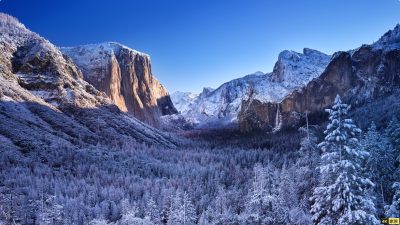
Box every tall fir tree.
[146,197,160,224]
[244,163,277,224]
[168,191,196,225]
[362,122,396,215]
[310,95,379,225]
[386,117,400,162]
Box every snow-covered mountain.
[171,49,330,128]
[239,24,400,132]
[61,42,177,127]
[0,13,176,149]
[170,91,199,114]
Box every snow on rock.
[372,24,400,50]
[0,13,176,149]
[171,91,199,114]
[272,48,331,85]
[60,42,177,127]
[172,49,330,129]
[60,42,149,82]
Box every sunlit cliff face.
[61,42,177,127]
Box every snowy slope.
[172,49,330,128]
[0,13,176,149]
[372,24,400,50]
[171,91,199,114]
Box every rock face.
[61,43,177,127]
[0,13,176,150]
[171,49,330,129]
[238,25,400,132]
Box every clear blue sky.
[1,0,400,93]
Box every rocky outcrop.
[238,25,400,132]
[171,49,330,129]
[0,13,176,150]
[61,43,177,127]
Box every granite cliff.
[238,25,400,132]
[0,13,176,150]
[61,43,177,127]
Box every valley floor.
[1,113,399,225]
[0,128,317,225]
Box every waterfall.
[272,103,282,133]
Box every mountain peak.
[0,13,26,29]
[373,24,400,49]
[303,48,326,56]
[252,71,264,76]
[272,49,330,83]
[61,42,150,59]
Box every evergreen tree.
[310,95,379,225]
[146,197,160,224]
[362,122,396,215]
[296,128,320,210]
[385,182,400,217]
[244,163,276,224]
[89,218,109,225]
[37,195,64,225]
[181,192,197,225]
[168,191,196,225]
[386,117,400,161]
[119,200,152,225]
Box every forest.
[0,96,399,225]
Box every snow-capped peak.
[171,49,330,129]
[272,48,330,85]
[60,42,150,82]
[372,24,400,50]
[171,91,199,114]
[61,42,150,58]
[0,13,26,30]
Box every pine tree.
[386,117,400,161]
[119,200,152,225]
[201,187,235,225]
[89,218,109,225]
[385,182,400,217]
[244,163,276,224]
[181,192,196,225]
[362,122,396,215]
[37,195,64,225]
[310,95,379,225]
[146,197,160,224]
[167,192,182,225]
[168,191,196,225]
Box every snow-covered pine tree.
[386,117,400,161]
[168,191,196,225]
[362,122,395,215]
[181,192,196,225]
[37,195,64,225]
[385,182,400,217]
[89,218,109,225]
[244,163,276,224]
[200,186,236,225]
[310,95,379,225]
[119,200,152,225]
[167,192,182,225]
[146,197,160,224]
